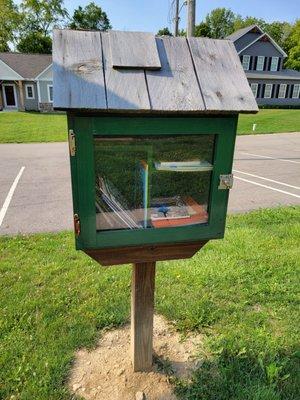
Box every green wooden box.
[67,115,237,254]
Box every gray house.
[227,25,300,106]
[0,52,53,112]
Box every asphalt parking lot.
[0,132,299,236]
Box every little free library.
[53,29,258,372]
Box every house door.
[3,84,18,108]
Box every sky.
[61,0,300,33]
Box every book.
[150,196,208,228]
[154,160,213,172]
[150,196,190,221]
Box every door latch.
[74,214,81,236]
[218,174,233,190]
[68,129,76,156]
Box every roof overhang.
[35,63,53,80]
[0,59,23,80]
[246,72,300,81]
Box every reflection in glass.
[94,135,215,231]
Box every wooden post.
[18,80,25,111]
[174,0,180,36]
[187,0,196,37]
[131,262,156,372]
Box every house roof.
[246,69,300,81]
[226,25,263,42]
[53,29,258,114]
[226,25,287,57]
[0,52,52,80]
[237,33,287,57]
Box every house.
[0,52,53,112]
[227,25,300,106]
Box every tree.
[69,2,111,30]
[17,0,68,53]
[233,16,267,32]
[195,22,211,38]
[0,0,20,51]
[20,0,68,35]
[284,20,300,71]
[157,27,173,36]
[205,8,235,38]
[17,31,52,53]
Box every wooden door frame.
[2,83,18,109]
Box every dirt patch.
[68,315,204,400]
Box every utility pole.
[174,0,180,36]
[187,0,196,37]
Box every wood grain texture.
[101,33,150,110]
[131,262,156,372]
[53,30,106,109]
[188,37,258,112]
[84,241,208,266]
[146,37,205,111]
[109,31,161,70]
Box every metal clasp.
[68,129,76,156]
[74,214,81,236]
[218,174,233,190]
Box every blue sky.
[62,0,299,32]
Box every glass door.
[94,134,215,232]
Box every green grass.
[237,109,300,135]
[0,207,299,399]
[0,109,299,143]
[0,112,67,143]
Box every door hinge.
[68,129,76,156]
[218,174,233,190]
[74,214,81,236]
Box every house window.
[25,84,34,99]
[278,84,287,98]
[292,84,300,99]
[264,84,273,98]
[256,56,265,71]
[242,55,250,70]
[270,57,279,71]
[47,85,53,102]
[242,55,251,71]
[250,83,258,98]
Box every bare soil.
[68,315,204,400]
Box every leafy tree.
[17,0,68,53]
[69,2,111,30]
[20,0,68,35]
[284,20,300,71]
[233,16,267,32]
[0,0,20,51]
[157,27,173,36]
[195,22,211,38]
[205,8,235,38]
[17,31,52,53]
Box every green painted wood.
[68,115,238,250]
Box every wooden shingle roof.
[53,29,258,114]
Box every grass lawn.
[237,109,300,135]
[0,112,67,143]
[0,109,299,143]
[0,206,299,399]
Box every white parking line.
[241,152,300,165]
[0,167,25,227]
[235,176,300,199]
[233,169,300,190]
